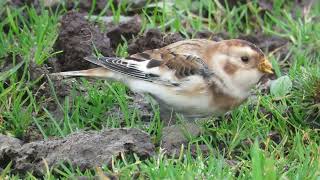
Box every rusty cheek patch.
[223,62,238,75]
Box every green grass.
[0,0,320,179]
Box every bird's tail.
[50,67,113,78]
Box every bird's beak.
[258,58,273,74]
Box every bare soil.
[128,29,184,54]
[54,11,113,72]
[107,15,142,49]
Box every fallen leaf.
[270,76,292,99]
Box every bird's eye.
[241,56,249,63]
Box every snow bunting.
[53,39,273,120]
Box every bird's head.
[209,39,273,94]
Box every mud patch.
[0,128,154,175]
[128,29,184,54]
[54,11,113,72]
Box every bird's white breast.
[126,78,219,117]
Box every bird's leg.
[159,105,179,126]
[145,94,179,126]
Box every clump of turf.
[292,70,320,128]
[314,80,320,104]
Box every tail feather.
[50,67,112,78]
[84,56,151,81]
[84,56,108,67]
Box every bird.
[52,39,273,124]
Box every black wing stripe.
[138,52,151,59]
[146,59,162,68]
[100,62,146,77]
[125,57,146,62]
[84,56,160,81]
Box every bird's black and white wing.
[84,50,213,87]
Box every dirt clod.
[161,123,202,155]
[75,0,108,14]
[193,30,230,41]
[0,134,23,169]
[0,128,154,175]
[21,124,45,143]
[28,62,50,81]
[238,33,289,53]
[315,81,320,103]
[189,144,211,157]
[31,71,76,122]
[0,54,23,74]
[218,0,275,13]
[54,11,113,72]
[123,0,151,9]
[105,93,154,123]
[129,93,154,122]
[125,93,154,123]
[267,131,282,144]
[107,15,142,49]
[8,0,61,8]
[128,29,184,55]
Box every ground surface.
[0,0,319,179]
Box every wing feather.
[84,56,153,80]
[84,39,216,86]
